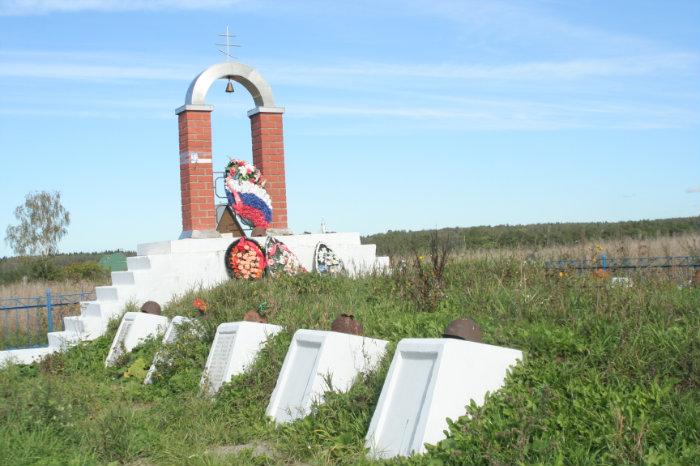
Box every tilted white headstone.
[266,329,388,424]
[105,312,169,366]
[200,321,283,395]
[144,316,194,384]
[365,338,523,459]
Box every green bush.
[63,261,109,282]
[28,257,64,281]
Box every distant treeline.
[0,250,135,284]
[361,216,700,257]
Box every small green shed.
[99,252,128,272]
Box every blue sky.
[0,0,698,256]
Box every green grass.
[361,216,700,255]
[1,260,698,465]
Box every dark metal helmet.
[443,318,482,342]
[331,313,364,336]
[140,301,162,316]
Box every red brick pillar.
[176,106,219,238]
[249,108,288,230]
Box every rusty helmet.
[331,313,364,336]
[140,301,162,316]
[443,318,482,342]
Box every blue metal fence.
[0,289,95,350]
[545,255,700,271]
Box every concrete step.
[63,315,84,333]
[111,271,135,286]
[95,286,119,301]
[127,255,151,270]
[47,331,83,349]
[95,285,136,302]
[82,300,124,320]
[80,316,107,339]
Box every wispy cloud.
[0,48,697,130]
[267,53,698,84]
[402,0,658,53]
[286,100,696,131]
[0,62,193,81]
[0,0,248,15]
[686,186,700,194]
[2,50,695,83]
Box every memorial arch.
[176,62,287,238]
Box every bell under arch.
[183,61,276,109]
[176,62,287,239]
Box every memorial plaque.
[201,321,283,395]
[204,329,237,394]
[105,312,169,367]
[107,319,133,364]
[365,338,523,459]
[368,351,437,457]
[274,340,322,422]
[267,329,388,424]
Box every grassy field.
[450,233,700,263]
[362,216,700,256]
[1,258,698,465]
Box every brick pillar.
[176,106,219,238]
[249,107,288,229]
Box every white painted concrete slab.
[201,321,283,395]
[267,329,388,423]
[0,346,55,366]
[144,316,195,384]
[105,312,169,366]
[365,338,523,459]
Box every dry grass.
[0,279,102,346]
[453,233,700,262]
[0,279,105,300]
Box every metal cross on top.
[216,25,241,61]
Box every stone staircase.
[0,233,389,366]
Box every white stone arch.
[184,62,276,108]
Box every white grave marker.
[365,338,523,459]
[105,312,169,366]
[200,321,283,395]
[266,329,388,423]
[144,316,195,384]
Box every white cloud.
[0,48,697,131]
[686,186,700,193]
[285,100,695,131]
[266,53,698,84]
[0,61,193,81]
[3,49,693,84]
[0,0,248,15]
[402,0,657,52]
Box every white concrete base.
[267,329,388,424]
[0,232,387,366]
[105,312,169,366]
[179,229,222,239]
[365,338,523,459]
[144,316,194,384]
[0,346,55,366]
[201,321,282,395]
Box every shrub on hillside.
[28,257,64,281]
[63,261,109,282]
[392,230,453,312]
